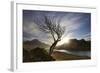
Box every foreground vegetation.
[23,47,90,62]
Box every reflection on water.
[54,49,90,57]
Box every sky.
[23,10,91,45]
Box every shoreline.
[52,51,90,61]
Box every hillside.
[23,39,49,51]
[56,39,91,51]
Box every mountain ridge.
[23,39,50,51]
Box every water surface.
[54,49,90,57]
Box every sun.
[57,37,70,46]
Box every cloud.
[23,10,91,44]
[23,19,54,44]
[60,13,84,39]
[82,33,91,40]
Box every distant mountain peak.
[23,39,50,51]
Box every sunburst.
[57,37,70,46]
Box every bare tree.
[38,15,65,55]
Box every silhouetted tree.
[38,16,65,55]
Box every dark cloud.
[23,10,91,44]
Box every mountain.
[23,47,55,62]
[23,39,50,51]
[56,39,91,51]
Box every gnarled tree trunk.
[49,39,61,55]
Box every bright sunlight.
[57,37,70,46]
